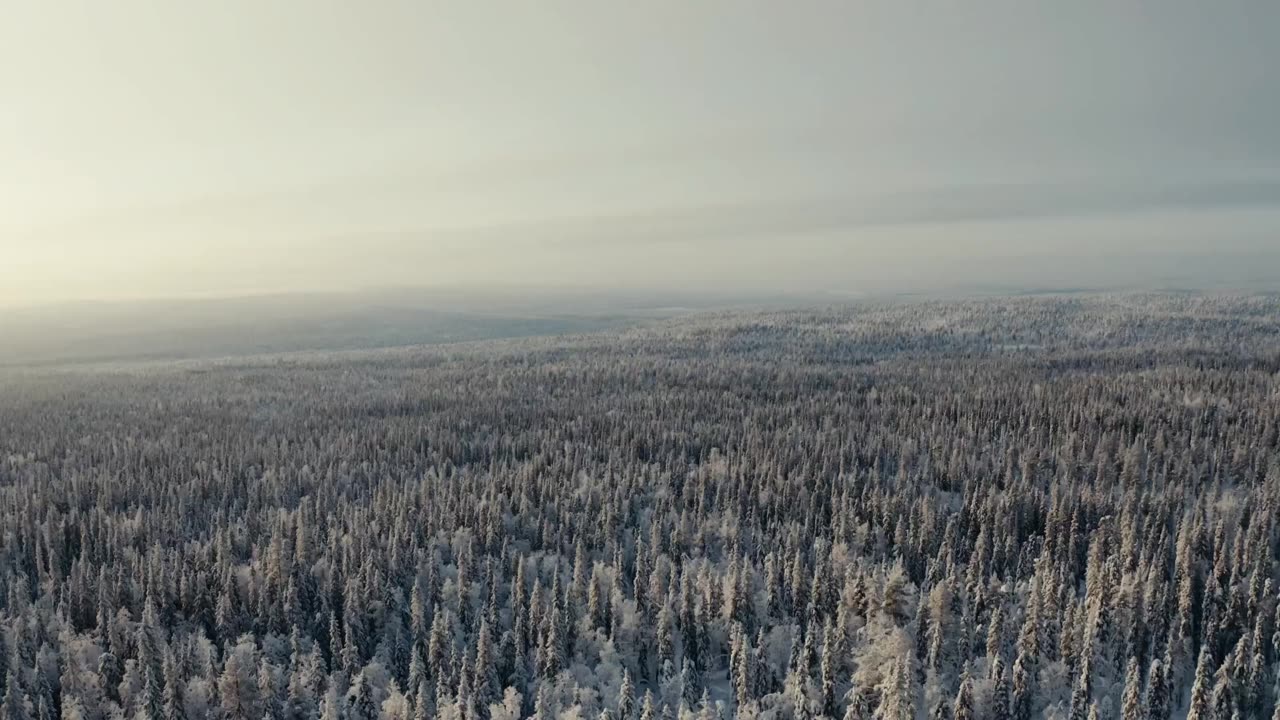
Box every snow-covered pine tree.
[952,665,975,720]
[161,653,187,720]
[1209,656,1235,720]
[257,661,283,720]
[638,690,657,720]
[990,655,1011,720]
[1120,657,1142,720]
[1187,648,1214,720]
[347,669,379,720]
[1144,659,1169,720]
[874,653,916,720]
[1010,650,1033,720]
[217,639,261,720]
[619,669,635,719]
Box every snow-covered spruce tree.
[1120,657,1142,720]
[1,672,32,720]
[874,653,917,720]
[1187,647,1215,720]
[1209,656,1236,720]
[217,639,261,720]
[257,661,283,720]
[618,669,636,720]
[990,655,1011,720]
[1069,657,1092,720]
[1010,650,1033,720]
[638,690,657,720]
[820,618,840,718]
[952,665,975,720]
[347,670,379,720]
[160,654,187,720]
[1143,659,1169,720]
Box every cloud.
[322,176,1280,250]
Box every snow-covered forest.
[2,293,1279,720]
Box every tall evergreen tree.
[874,654,916,720]
[638,690,657,720]
[1010,651,1034,720]
[161,654,187,720]
[1210,658,1235,720]
[990,656,1011,720]
[1188,648,1215,720]
[953,666,976,720]
[1121,657,1142,720]
[1144,659,1170,720]
[218,640,262,720]
[347,670,378,720]
[618,669,636,720]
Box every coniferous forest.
[3,293,1280,720]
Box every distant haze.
[4,1,1279,307]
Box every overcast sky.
[3,0,1279,307]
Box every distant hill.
[0,287,800,366]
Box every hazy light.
[3,1,1278,307]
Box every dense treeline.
[1,294,1279,720]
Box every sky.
[3,0,1279,307]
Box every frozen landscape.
[2,294,1278,719]
[6,2,1279,718]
